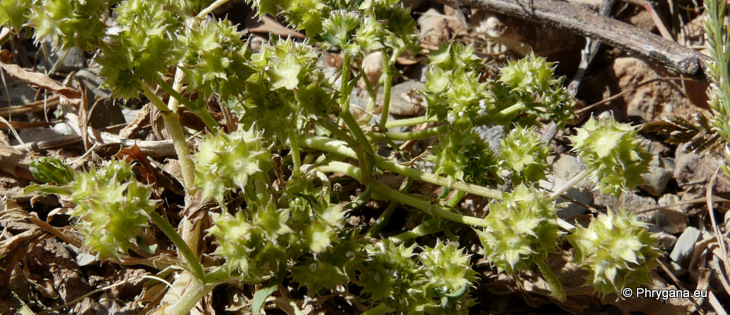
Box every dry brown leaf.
[0,62,81,99]
[119,103,152,139]
[246,13,305,39]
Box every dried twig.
[438,0,711,81]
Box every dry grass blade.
[705,166,730,296]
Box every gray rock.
[475,124,505,153]
[640,155,673,196]
[349,80,427,117]
[0,76,37,106]
[539,154,594,219]
[593,192,656,221]
[652,208,688,234]
[36,43,86,73]
[669,227,701,265]
[674,143,730,193]
[658,194,689,213]
[648,225,678,251]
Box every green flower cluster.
[569,116,652,196]
[68,160,157,260]
[475,184,561,274]
[178,18,252,102]
[208,179,349,280]
[232,37,337,137]
[28,0,108,50]
[358,240,477,314]
[568,208,660,295]
[246,0,417,54]
[430,129,500,186]
[0,0,32,32]
[97,0,184,99]
[422,44,488,130]
[422,46,575,131]
[489,53,575,127]
[192,127,273,203]
[499,126,551,185]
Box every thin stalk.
[165,68,185,115]
[390,189,466,243]
[385,115,439,128]
[141,82,197,194]
[535,258,567,302]
[147,210,205,280]
[196,0,230,17]
[390,221,442,243]
[154,77,219,130]
[367,177,413,237]
[375,102,527,141]
[288,128,301,176]
[357,58,379,113]
[548,168,591,200]
[378,50,392,130]
[162,275,215,315]
[300,136,503,200]
[340,52,352,112]
[315,161,493,227]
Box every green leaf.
[251,284,278,315]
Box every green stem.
[357,58,379,113]
[385,115,439,128]
[315,161,493,227]
[340,52,352,112]
[367,177,413,238]
[378,50,392,130]
[375,102,527,141]
[534,257,567,302]
[141,82,197,194]
[288,129,302,176]
[147,210,205,281]
[162,274,216,315]
[379,125,445,141]
[196,0,230,17]
[390,220,442,243]
[391,189,467,243]
[300,136,503,200]
[154,77,219,130]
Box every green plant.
[568,208,660,295]
[7,0,662,312]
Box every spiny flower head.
[499,125,551,185]
[568,208,660,295]
[193,128,273,203]
[249,37,319,90]
[29,0,108,50]
[0,0,32,31]
[476,184,561,274]
[97,0,183,99]
[419,241,477,314]
[68,159,157,260]
[321,10,360,50]
[354,13,384,52]
[178,18,252,101]
[359,240,432,313]
[430,129,501,186]
[489,53,574,127]
[499,52,560,94]
[569,116,652,196]
[291,236,366,293]
[423,43,489,130]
